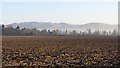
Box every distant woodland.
[1,24,118,36]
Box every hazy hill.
[9,22,118,30]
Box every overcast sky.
[0,1,118,25]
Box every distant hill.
[8,22,118,30]
[79,23,117,30]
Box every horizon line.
[0,21,118,25]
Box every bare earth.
[2,36,119,67]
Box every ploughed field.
[2,36,119,67]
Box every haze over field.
[1,1,119,67]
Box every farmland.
[2,36,120,67]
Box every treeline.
[1,25,118,36]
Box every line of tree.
[1,25,118,36]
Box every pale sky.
[0,1,118,25]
